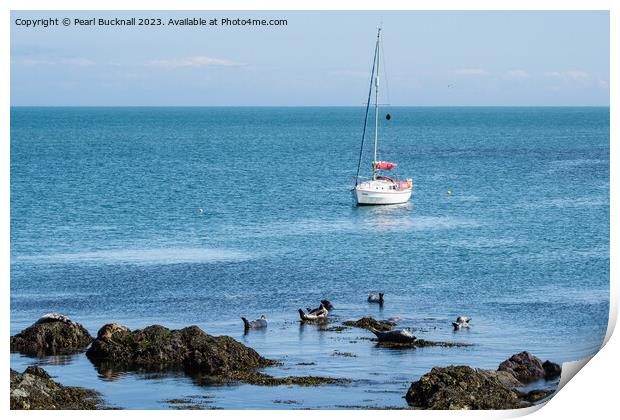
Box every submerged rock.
[342,317,394,332]
[10,366,103,410]
[497,351,559,382]
[199,371,349,386]
[10,314,93,356]
[377,339,472,349]
[319,324,348,332]
[405,366,523,410]
[518,389,555,403]
[86,324,275,376]
[413,339,472,348]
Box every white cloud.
[546,70,590,83]
[504,69,530,80]
[146,55,243,68]
[452,68,488,76]
[60,58,96,66]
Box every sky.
[10,11,610,106]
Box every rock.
[405,366,523,409]
[24,366,51,379]
[10,314,93,356]
[86,324,275,376]
[518,389,555,403]
[497,351,546,382]
[319,324,348,332]
[10,366,103,409]
[542,360,562,379]
[488,370,523,388]
[342,317,394,332]
[405,352,563,409]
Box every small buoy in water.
[385,113,391,121]
[197,208,204,214]
[447,190,452,196]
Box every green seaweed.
[213,371,350,386]
[376,339,472,349]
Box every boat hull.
[353,184,412,206]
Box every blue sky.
[10,11,609,106]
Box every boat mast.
[355,29,380,187]
[372,28,381,180]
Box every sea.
[10,106,610,409]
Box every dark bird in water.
[385,113,391,120]
[368,293,384,304]
[241,315,267,330]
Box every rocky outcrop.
[342,317,394,332]
[405,366,524,410]
[10,366,102,410]
[405,352,562,409]
[10,314,93,356]
[498,351,561,382]
[86,324,275,375]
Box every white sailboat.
[353,28,413,206]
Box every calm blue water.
[10,107,609,409]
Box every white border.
[3,1,617,419]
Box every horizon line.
[9,104,611,108]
